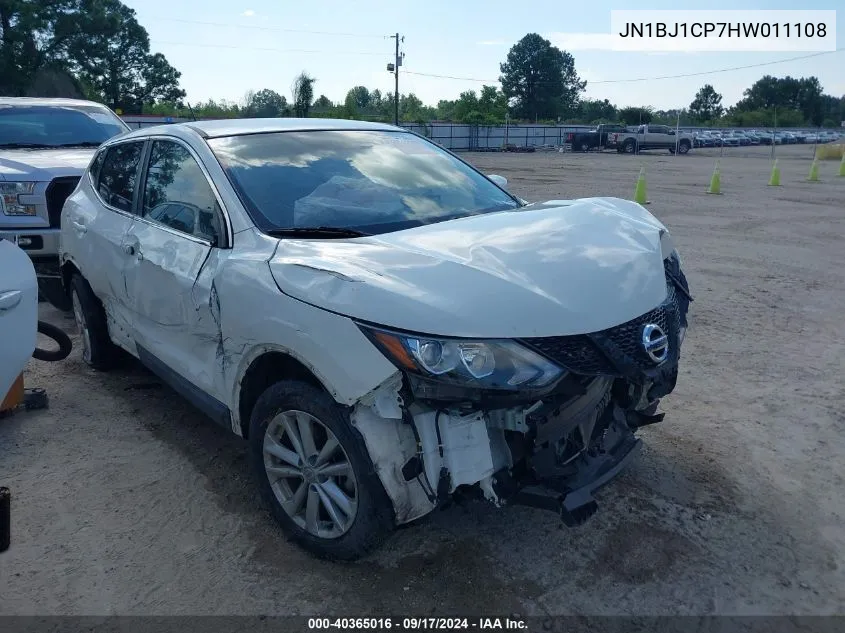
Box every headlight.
[359,325,564,390]
[0,182,37,216]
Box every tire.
[678,140,691,154]
[32,321,72,362]
[70,273,118,370]
[623,139,637,154]
[578,142,589,152]
[249,380,394,561]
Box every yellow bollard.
[768,159,781,186]
[839,151,845,177]
[807,158,820,182]
[706,160,722,195]
[633,166,650,204]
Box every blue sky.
[125,0,844,111]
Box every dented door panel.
[213,229,400,435]
[122,219,224,401]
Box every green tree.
[452,90,479,122]
[0,0,81,96]
[577,99,617,123]
[618,106,653,125]
[436,99,456,121]
[345,86,370,110]
[735,75,826,125]
[243,89,287,117]
[478,84,508,122]
[63,0,184,113]
[689,84,724,123]
[291,71,315,117]
[499,33,585,121]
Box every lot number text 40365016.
[307,617,528,630]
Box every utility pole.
[388,33,403,126]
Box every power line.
[151,40,387,56]
[145,16,387,39]
[403,48,845,86]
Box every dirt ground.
[2,143,844,617]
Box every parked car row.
[692,129,843,148]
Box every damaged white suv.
[60,119,691,560]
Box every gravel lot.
[2,143,844,617]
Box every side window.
[97,142,144,212]
[142,140,222,244]
[89,149,106,186]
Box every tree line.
[3,3,843,129]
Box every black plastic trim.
[136,344,232,431]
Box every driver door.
[122,138,230,420]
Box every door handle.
[0,290,22,311]
[122,242,143,260]
[71,220,87,234]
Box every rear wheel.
[70,274,118,370]
[249,380,394,561]
[623,139,637,154]
[678,140,691,154]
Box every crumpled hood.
[0,148,95,181]
[268,197,675,338]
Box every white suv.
[59,119,692,560]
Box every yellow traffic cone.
[838,151,845,177]
[807,158,820,182]
[633,166,650,204]
[706,160,722,195]
[768,159,781,186]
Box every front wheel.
[249,380,394,561]
[678,140,691,154]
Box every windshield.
[0,104,129,148]
[208,130,520,235]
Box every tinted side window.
[97,142,144,212]
[142,140,221,244]
[89,149,106,186]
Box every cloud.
[242,9,255,17]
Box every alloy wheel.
[263,410,358,539]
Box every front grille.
[522,272,682,377]
[45,177,81,228]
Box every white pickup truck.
[0,97,129,311]
[613,125,693,155]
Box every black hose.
[32,321,72,362]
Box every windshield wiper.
[265,226,371,238]
[56,141,102,148]
[0,143,54,149]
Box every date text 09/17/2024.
[307,617,528,630]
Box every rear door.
[121,137,230,415]
[646,125,669,148]
[62,139,146,346]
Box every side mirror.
[668,130,676,135]
[488,174,508,188]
